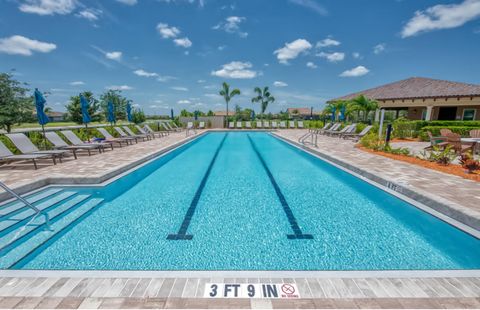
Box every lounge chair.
[97,128,132,147]
[425,131,447,150]
[271,121,278,129]
[5,133,72,161]
[263,121,270,128]
[280,121,286,129]
[236,121,242,129]
[256,121,262,128]
[343,125,373,142]
[329,124,356,137]
[145,124,168,137]
[161,123,174,134]
[443,133,475,155]
[122,126,151,141]
[198,122,205,129]
[323,123,341,135]
[245,121,252,129]
[0,140,55,169]
[166,122,182,132]
[114,127,142,143]
[61,130,114,151]
[297,121,304,129]
[187,122,195,130]
[45,131,101,156]
[289,121,295,128]
[229,122,235,129]
[134,125,156,139]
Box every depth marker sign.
[204,283,300,299]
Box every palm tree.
[350,95,379,122]
[219,82,241,125]
[251,86,275,118]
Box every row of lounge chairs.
[228,121,304,129]
[309,122,373,142]
[0,124,174,170]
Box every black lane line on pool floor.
[167,133,228,240]
[247,134,313,240]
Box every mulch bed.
[357,146,480,182]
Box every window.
[462,109,476,121]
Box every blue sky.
[1,0,480,115]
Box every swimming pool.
[2,132,479,270]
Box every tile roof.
[329,77,480,101]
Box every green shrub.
[419,126,480,141]
[393,120,480,139]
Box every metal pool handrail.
[0,181,51,230]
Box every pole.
[85,123,89,141]
[41,124,47,150]
[378,109,385,140]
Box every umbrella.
[126,103,132,122]
[107,101,116,124]
[331,106,336,121]
[250,110,255,120]
[170,108,174,120]
[194,110,198,121]
[80,94,92,140]
[339,104,346,121]
[34,88,49,149]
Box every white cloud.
[75,8,102,21]
[157,75,176,82]
[316,38,340,48]
[171,86,189,91]
[106,85,133,90]
[173,37,192,48]
[69,81,85,86]
[273,81,288,87]
[373,43,386,54]
[105,51,122,61]
[402,0,480,38]
[317,51,345,62]
[211,61,258,79]
[156,23,181,39]
[352,52,361,59]
[274,39,312,64]
[218,45,227,51]
[19,0,77,15]
[115,0,138,5]
[213,16,248,38]
[177,99,191,104]
[0,35,56,56]
[158,0,204,7]
[289,0,328,16]
[133,69,158,77]
[204,93,218,98]
[306,62,317,69]
[340,66,370,77]
[197,79,206,83]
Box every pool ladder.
[298,129,318,147]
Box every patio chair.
[271,121,278,129]
[122,126,151,141]
[440,129,453,137]
[317,122,333,134]
[198,121,205,129]
[298,121,304,129]
[280,121,286,129]
[45,131,101,156]
[0,140,55,169]
[245,121,252,129]
[134,125,156,139]
[165,122,182,132]
[61,130,114,151]
[145,124,168,137]
[263,121,270,128]
[114,127,142,143]
[236,121,243,129]
[443,133,475,155]
[187,122,194,129]
[161,123,174,134]
[229,122,235,129]
[5,133,72,161]
[330,124,357,138]
[424,131,448,150]
[342,125,373,142]
[170,122,183,131]
[323,123,341,135]
[288,121,295,128]
[256,121,263,128]
[97,128,132,147]
[470,129,480,138]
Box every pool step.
[0,194,91,251]
[0,188,64,218]
[0,197,104,269]
[0,191,77,233]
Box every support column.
[425,106,433,121]
[374,109,380,122]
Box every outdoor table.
[461,138,480,154]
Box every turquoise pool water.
[13,132,480,270]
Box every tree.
[219,82,240,124]
[207,110,214,116]
[0,72,34,132]
[131,109,146,124]
[180,109,193,117]
[65,91,102,124]
[350,95,379,122]
[251,86,275,118]
[100,90,129,121]
[323,100,351,121]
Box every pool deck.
[1,129,480,308]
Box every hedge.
[419,126,480,141]
[393,120,480,139]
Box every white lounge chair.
[61,130,114,151]
[298,121,304,129]
[198,121,205,129]
[245,121,252,129]
[271,121,278,129]
[0,140,55,169]
[122,126,151,141]
[256,121,262,128]
[97,128,132,146]
[289,121,295,128]
[145,124,168,137]
[45,131,101,156]
[5,133,72,161]
[328,124,355,137]
[236,121,242,129]
[161,123,174,134]
[263,121,270,128]
[134,125,156,139]
[170,122,183,131]
[114,127,142,143]
[323,123,341,135]
[280,121,286,129]
[343,125,373,142]
[228,122,235,129]
[165,122,181,132]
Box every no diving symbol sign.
[205,283,300,299]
